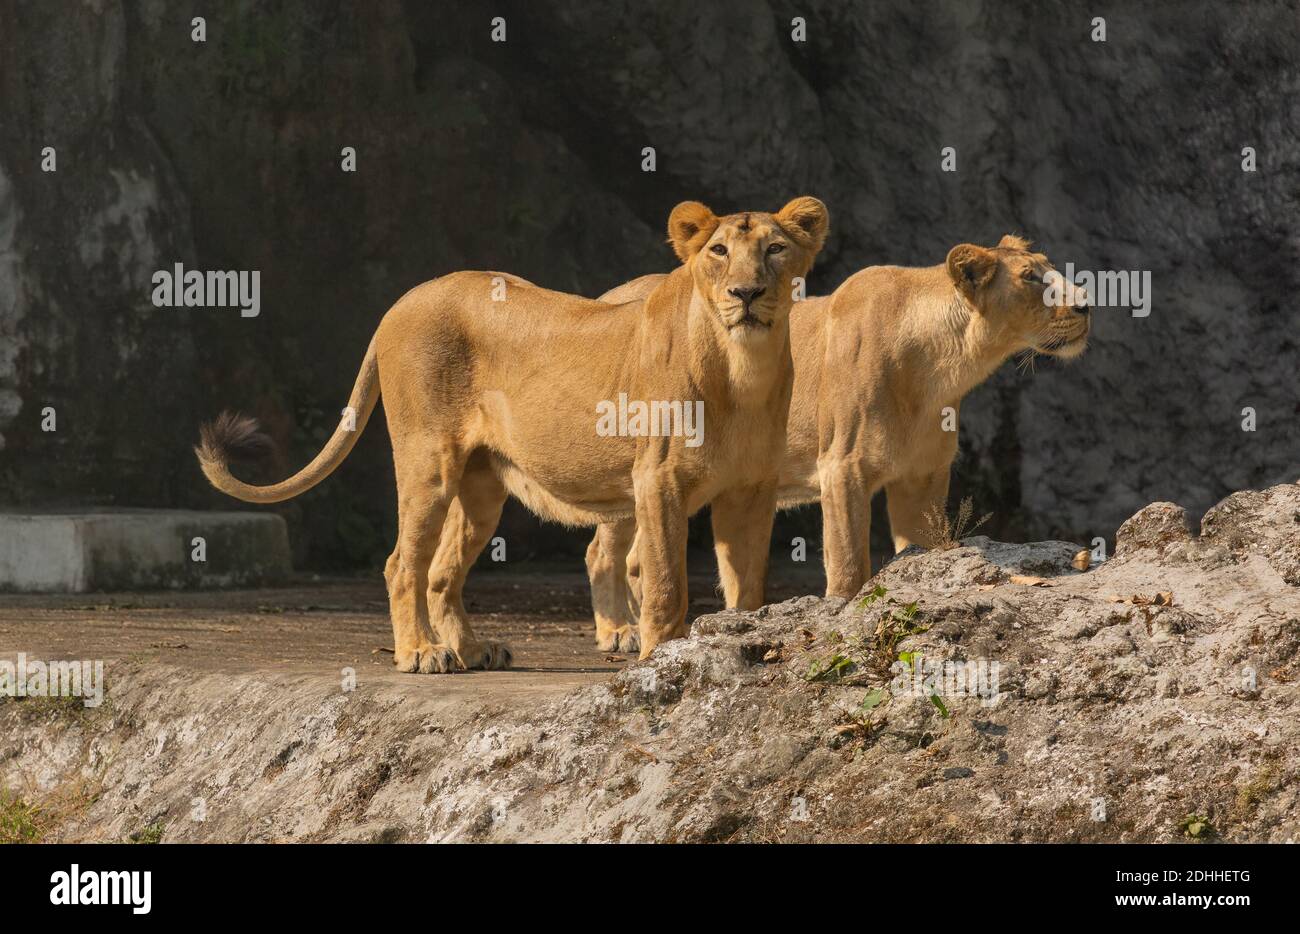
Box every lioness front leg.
[586,519,640,654]
[632,472,689,659]
[711,482,777,610]
[819,456,877,599]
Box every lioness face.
[667,198,829,341]
[947,235,1091,360]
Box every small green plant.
[807,587,931,690]
[0,790,43,844]
[858,688,887,715]
[862,587,952,720]
[805,650,857,683]
[857,584,888,609]
[128,821,166,844]
[805,630,872,684]
[870,600,929,674]
[921,496,993,550]
[1178,814,1214,840]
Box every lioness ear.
[774,196,829,254]
[667,201,720,262]
[997,234,1032,251]
[946,243,998,293]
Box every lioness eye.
[767,242,786,255]
[710,244,728,256]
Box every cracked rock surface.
[5,484,1298,842]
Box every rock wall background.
[1,0,1297,571]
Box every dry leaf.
[1129,591,1174,607]
[762,647,781,662]
[1072,549,1091,571]
[1009,574,1052,587]
[977,583,998,591]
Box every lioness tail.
[195,339,379,504]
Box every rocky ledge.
[4,484,1298,842]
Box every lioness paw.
[395,643,458,674]
[461,641,512,671]
[596,625,640,654]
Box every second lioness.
[589,235,1090,646]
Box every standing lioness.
[588,235,1090,640]
[196,198,828,669]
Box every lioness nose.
[1073,302,1090,316]
[729,286,765,306]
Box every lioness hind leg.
[387,439,464,674]
[426,456,512,670]
[885,467,951,554]
[625,527,642,614]
[586,520,639,654]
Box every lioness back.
[375,271,646,523]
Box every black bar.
[3,842,1284,920]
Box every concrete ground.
[0,559,827,695]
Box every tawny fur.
[195,411,273,468]
[586,235,1091,638]
[196,198,829,668]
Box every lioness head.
[667,197,829,341]
[946,235,1090,360]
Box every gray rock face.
[2,2,1298,565]
[6,484,1297,842]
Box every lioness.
[586,235,1090,643]
[196,197,829,669]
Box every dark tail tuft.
[195,411,273,467]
